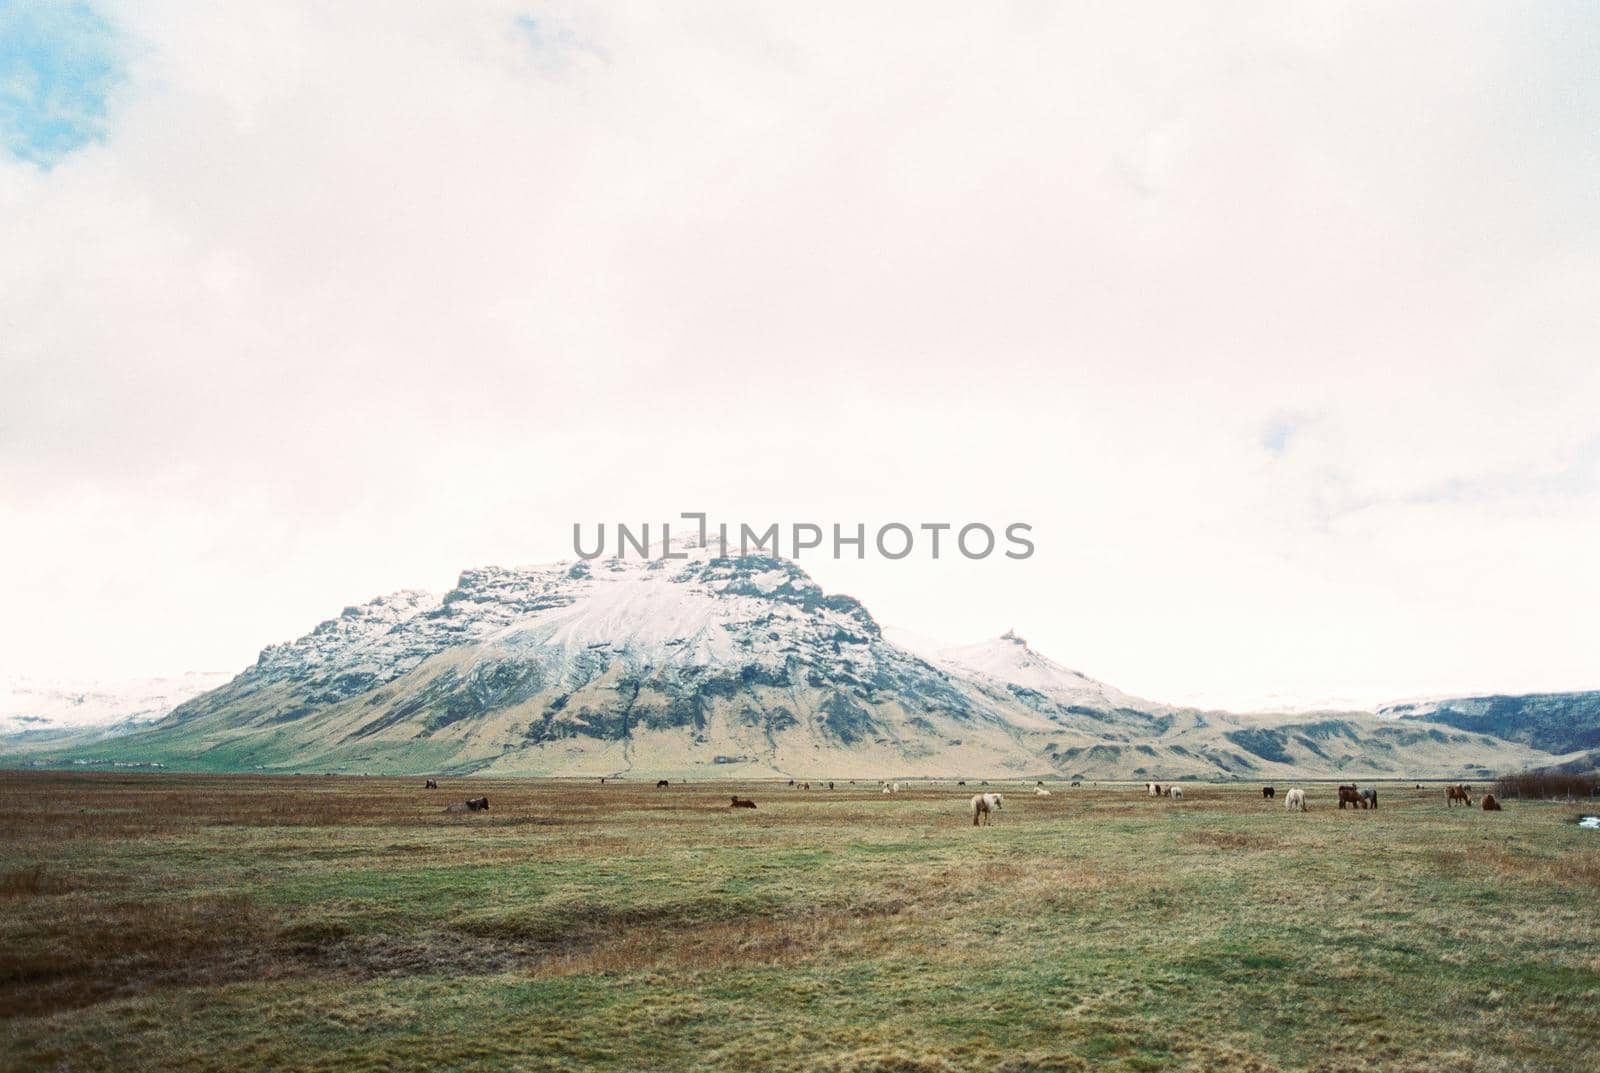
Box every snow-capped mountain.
[889,628,1162,714]
[3,541,1569,778]
[0,672,232,734]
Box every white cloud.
[2,1,1596,708]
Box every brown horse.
[1482,793,1502,811]
[1446,785,1473,808]
[1262,786,1275,800]
[730,796,757,809]
[1338,785,1361,809]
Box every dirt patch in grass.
[0,893,275,1017]
[1180,830,1284,852]
[0,865,75,897]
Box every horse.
[730,796,757,809]
[957,780,967,786]
[1147,782,1159,797]
[1284,787,1306,812]
[466,796,489,811]
[424,778,438,789]
[655,780,669,789]
[971,792,1003,826]
[1359,788,1377,810]
[1262,786,1275,800]
[1446,785,1473,808]
[1338,785,1361,809]
[1169,786,1184,800]
[1070,780,1081,787]
[1034,786,1051,796]
[1482,793,1502,811]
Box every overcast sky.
[2,1,1597,709]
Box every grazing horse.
[1446,785,1473,808]
[1071,780,1081,787]
[1285,787,1306,811]
[1359,788,1377,810]
[1169,786,1184,800]
[424,778,438,789]
[971,792,1003,826]
[1338,785,1361,810]
[655,779,669,788]
[1147,782,1159,797]
[1481,793,1502,811]
[1262,786,1275,800]
[730,796,757,809]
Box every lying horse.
[1482,793,1502,811]
[971,792,1003,826]
[1284,787,1306,812]
[730,796,757,809]
[655,780,669,788]
[1338,785,1361,810]
[1262,786,1275,800]
[444,796,489,814]
[1446,785,1473,808]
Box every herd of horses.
[421,779,1508,818]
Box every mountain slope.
[6,544,1574,779]
[1382,692,1600,761]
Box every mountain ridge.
[2,544,1589,778]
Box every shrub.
[1495,770,1600,800]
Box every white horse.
[1147,782,1159,797]
[1285,787,1306,812]
[1034,786,1051,796]
[971,792,1003,826]
[1169,786,1184,800]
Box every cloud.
[1,2,1597,709]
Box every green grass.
[2,774,1598,1071]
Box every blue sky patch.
[1259,414,1301,457]
[0,0,121,166]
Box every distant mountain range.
[0,673,231,745]
[3,542,1595,778]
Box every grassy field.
[2,773,1597,1072]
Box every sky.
[1,1,1597,710]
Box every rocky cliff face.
[22,542,1569,778]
